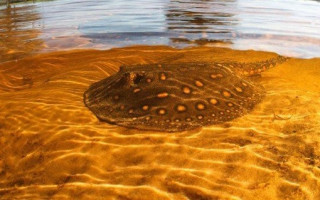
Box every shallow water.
[1,0,320,63]
[1,0,320,200]
[1,46,320,199]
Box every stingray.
[84,56,287,132]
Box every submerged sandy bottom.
[0,46,320,200]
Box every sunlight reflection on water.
[0,0,320,61]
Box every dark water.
[0,0,320,62]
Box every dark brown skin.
[84,56,288,132]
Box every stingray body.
[84,56,287,132]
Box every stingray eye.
[125,72,146,87]
[132,73,144,85]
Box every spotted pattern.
[157,108,166,115]
[157,92,169,98]
[197,115,204,120]
[160,73,167,80]
[84,56,288,132]
[209,98,218,105]
[235,87,243,93]
[196,103,206,110]
[186,117,192,122]
[133,88,141,93]
[142,105,149,111]
[195,80,204,87]
[182,86,191,94]
[210,73,223,79]
[176,104,187,112]
[222,91,231,98]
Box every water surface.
[1,0,320,63]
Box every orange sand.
[0,46,320,200]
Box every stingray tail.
[238,55,289,76]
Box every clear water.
[1,1,320,200]
[1,0,320,63]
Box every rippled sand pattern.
[1,46,320,200]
